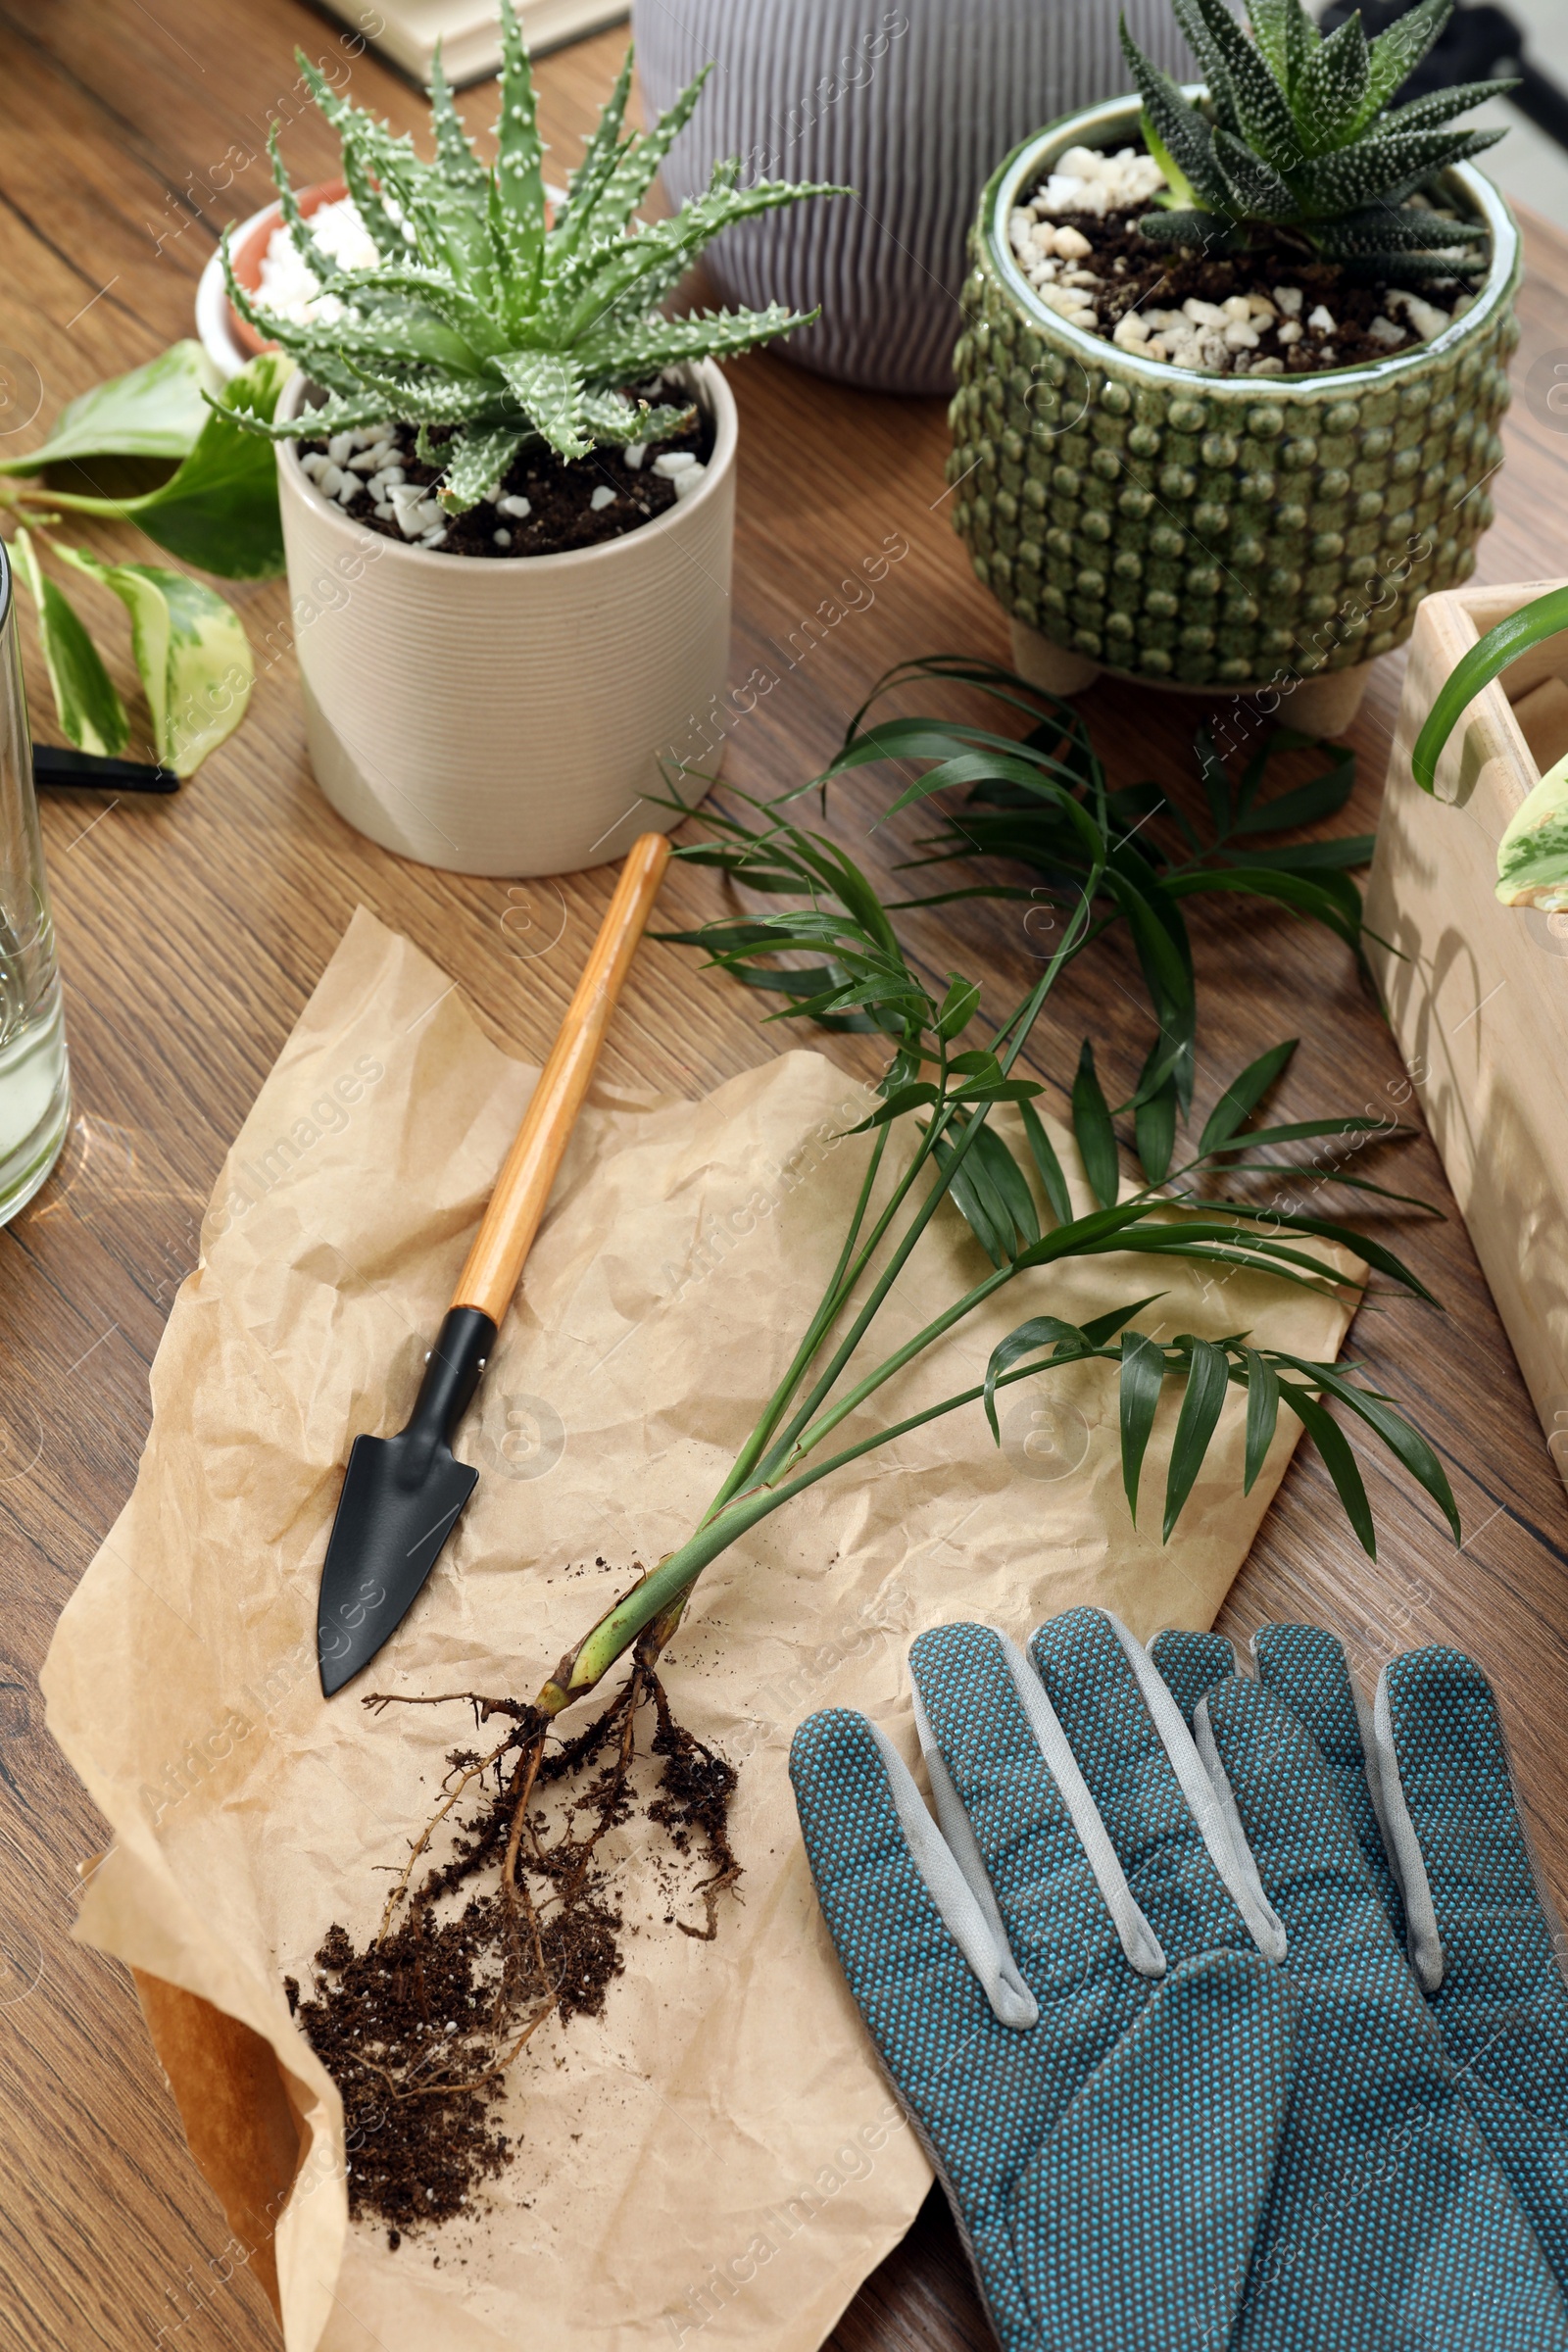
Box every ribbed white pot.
[274,364,736,876]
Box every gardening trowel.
[316,831,671,1695]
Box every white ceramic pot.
[273,364,736,876]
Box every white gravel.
[256,195,383,327]
[1007,154,1472,374]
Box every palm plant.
[1120,0,1509,276]
[523,665,1457,1726]
[224,1,836,513]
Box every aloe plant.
[225,2,837,515]
[1412,581,1568,909]
[1120,0,1508,275]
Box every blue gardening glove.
[790,1606,1568,2352]
[1152,1621,1568,2290]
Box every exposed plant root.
[289,1651,740,2238]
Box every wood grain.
[452,831,670,1321]
[0,9,1566,2349]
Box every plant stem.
[537,1347,1120,1715]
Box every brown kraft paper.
[42,908,1359,2352]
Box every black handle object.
[33,745,178,793]
[394,1307,499,1488]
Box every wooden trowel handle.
[451,831,671,1324]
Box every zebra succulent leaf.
[1121,0,1508,276]
[225,0,839,514]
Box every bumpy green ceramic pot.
[949,93,1521,724]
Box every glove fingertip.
[1149,1628,1236,1725]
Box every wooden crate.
[1367,579,1568,1495]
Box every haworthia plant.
[1411,581,1568,909]
[226,0,840,515]
[1121,0,1507,276]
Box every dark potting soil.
[290,1649,739,2240]
[298,395,714,561]
[1027,201,1483,376]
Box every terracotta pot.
[273,364,736,876]
[948,92,1522,726]
[226,180,349,360]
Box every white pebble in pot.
[652,451,698,478]
[589,485,616,511]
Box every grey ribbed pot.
[633,0,1192,395]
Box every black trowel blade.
[317,1431,479,1694]
[316,1305,496,1695]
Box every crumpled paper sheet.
[42,908,1357,2352]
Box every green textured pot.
[948,92,1522,732]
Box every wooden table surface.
[2,8,1567,2348]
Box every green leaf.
[1248,0,1294,86]
[1191,0,1300,169]
[1163,1336,1233,1538]
[1120,21,1232,210]
[1378,76,1509,137]
[1072,1040,1120,1207]
[1134,206,1240,250]
[1279,1382,1376,1554]
[1233,747,1355,834]
[1213,126,1298,220]
[1292,11,1371,153]
[0,340,221,476]
[436,421,527,514]
[932,1121,1011,1266]
[1411,584,1568,792]
[937,974,980,1042]
[51,353,291,579]
[57,549,251,777]
[1200,1039,1298,1153]
[967,1119,1041,1250]
[590,63,714,238]
[11,528,129,757]
[428,44,489,200]
[1200,1112,1399,1155]
[497,353,590,461]
[1120,1329,1167,1523]
[1311,205,1487,260]
[1163,864,1363,958]
[1284,0,1321,91]
[1242,1348,1279,1492]
[1496,748,1568,910]
[489,0,546,314]
[846,1081,939,1134]
[1136,1072,1179,1185]
[1272,1354,1460,1541]
[1173,1196,1435,1301]
[985,1314,1091,1438]
[1363,0,1454,119]
[1140,124,1203,214]
[1019,1100,1074,1226]
[1297,124,1503,216]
